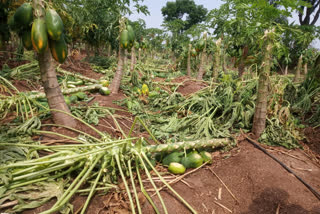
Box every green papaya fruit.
[45,9,64,40]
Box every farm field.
[0,0,320,214]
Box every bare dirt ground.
[2,53,319,214]
[142,141,320,214]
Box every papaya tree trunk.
[222,42,227,73]
[138,48,141,62]
[130,46,135,72]
[123,49,127,69]
[134,48,137,64]
[171,52,176,64]
[107,44,111,57]
[33,0,76,128]
[238,59,245,77]
[284,65,288,75]
[304,63,308,75]
[110,47,124,94]
[252,29,274,138]
[213,38,222,82]
[294,55,302,82]
[197,40,207,80]
[187,44,191,76]
[196,52,207,80]
[85,43,89,56]
[16,38,24,61]
[238,46,249,77]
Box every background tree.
[161,0,207,65]
[298,0,320,26]
[161,0,207,34]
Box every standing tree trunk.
[33,0,76,127]
[187,44,191,76]
[294,55,302,82]
[171,53,176,64]
[107,43,111,57]
[304,63,308,75]
[39,51,76,127]
[138,48,141,62]
[130,46,135,72]
[197,33,208,80]
[252,29,274,138]
[220,38,227,73]
[123,49,127,69]
[110,47,124,94]
[16,37,24,61]
[238,46,249,77]
[213,38,222,82]
[284,65,288,75]
[196,52,206,80]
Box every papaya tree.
[29,0,77,127]
[128,19,146,68]
[109,18,130,94]
[252,29,276,137]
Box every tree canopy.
[161,0,207,33]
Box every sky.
[129,0,224,29]
[129,0,319,48]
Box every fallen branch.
[56,66,98,83]
[0,200,19,209]
[144,138,231,154]
[2,84,102,101]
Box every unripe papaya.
[22,29,32,50]
[134,41,139,49]
[127,25,135,43]
[120,30,129,49]
[45,9,64,40]
[49,34,68,63]
[31,18,48,53]
[14,3,33,28]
